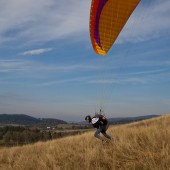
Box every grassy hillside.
[0,114,170,170]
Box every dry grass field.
[0,114,170,170]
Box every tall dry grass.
[0,114,170,170]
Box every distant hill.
[79,114,160,124]
[0,114,160,126]
[0,114,67,125]
[108,115,160,124]
[39,118,67,124]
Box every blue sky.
[0,0,170,121]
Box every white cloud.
[0,0,169,46]
[0,0,91,45]
[88,77,148,85]
[0,59,99,74]
[21,48,52,56]
[118,0,170,43]
[39,77,88,86]
[0,60,30,72]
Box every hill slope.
[0,114,170,170]
[0,114,67,125]
[108,114,160,124]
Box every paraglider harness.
[91,114,108,132]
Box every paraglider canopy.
[89,0,141,55]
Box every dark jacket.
[91,115,108,129]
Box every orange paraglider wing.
[90,0,141,55]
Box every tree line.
[0,126,90,147]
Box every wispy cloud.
[1,0,169,46]
[87,68,170,85]
[120,0,170,42]
[88,77,150,85]
[37,68,169,86]
[39,77,89,87]
[0,0,91,45]
[0,60,30,72]
[125,69,168,76]
[0,59,100,73]
[21,48,53,56]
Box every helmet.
[85,115,91,122]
